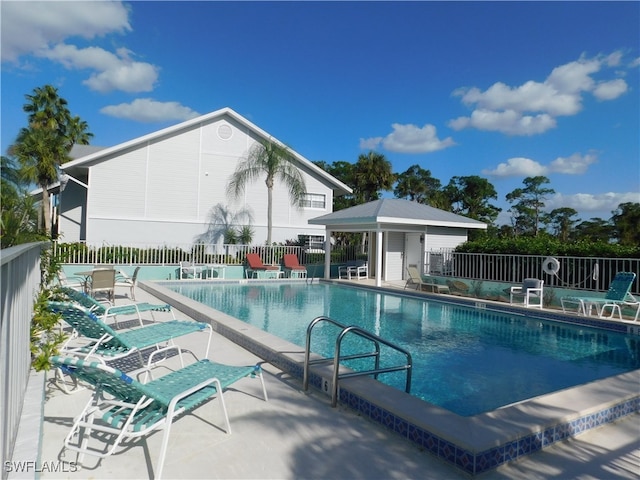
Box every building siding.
[424,226,467,250]
[73,111,340,246]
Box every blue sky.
[2,1,639,225]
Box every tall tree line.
[315,157,640,246]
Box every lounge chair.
[114,266,141,300]
[510,278,544,308]
[58,286,176,327]
[50,355,268,480]
[47,301,212,366]
[245,253,281,278]
[56,271,87,291]
[404,266,450,293]
[561,272,639,321]
[283,254,307,278]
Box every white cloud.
[450,52,630,136]
[484,151,598,177]
[360,123,455,154]
[592,79,628,101]
[100,98,200,123]
[548,152,598,174]
[41,43,158,93]
[1,1,159,94]
[449,109,556,136]
[605,51,623,67]
[546,192,640,212]
[1,1,131,62]
[359,137,383,150]
[482,157,547,177]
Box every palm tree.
[353,151,395,202]
[65,115,94,148]
[11,127,67,235]
[23,84,70,130]
[227,139,306,245]
[11,85,93,236]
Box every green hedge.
[456,237,640,258]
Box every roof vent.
[217,124,233,140]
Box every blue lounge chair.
[59,286,175,327]
[50,355,268,480]
[561,272,639,321]
[47,301,212,365]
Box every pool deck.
[11,279,640,479]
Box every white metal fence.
[51,241,639,295]
[1,242,44,479]
[52,241,361,266]
[427,250,640,295]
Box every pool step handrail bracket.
[303,316,413,408]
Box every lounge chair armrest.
[167,376,223,411]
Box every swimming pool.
[167,281,640,416]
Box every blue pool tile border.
[148,279,640,476]
[205,325,639,476]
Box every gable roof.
[309,198,487,230]
[69,144,107,159]
[61,107,352,196]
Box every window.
[298,235,325,251]
[300,193,326,209]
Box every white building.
[309,198,487,284]
[56,107,351,246]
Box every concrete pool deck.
[12,280,639,479]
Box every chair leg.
[154,416,178,480]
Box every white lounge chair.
[50,355,268,479]
[561,272,638,321]
[404,266,450,293]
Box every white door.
[385,232,405,281]
[405,233,423,277]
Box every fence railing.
[52,242,639,295]
[427,250,640,295]
[1,242,45,479]
[52,242,364,266]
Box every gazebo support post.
[324,229,332,280]
[375,229,383,287]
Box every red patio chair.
[283,254,307,278]
[245,253,279,278]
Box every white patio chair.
[510,278,544,308]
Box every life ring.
[542,256,560,275]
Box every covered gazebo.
[309,198,487,287]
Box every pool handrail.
[303,315,413,407]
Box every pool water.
[170,282,640,416]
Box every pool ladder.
[303,316,413,407]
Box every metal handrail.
[303,316,413,408]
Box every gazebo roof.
[309,198,487,231]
